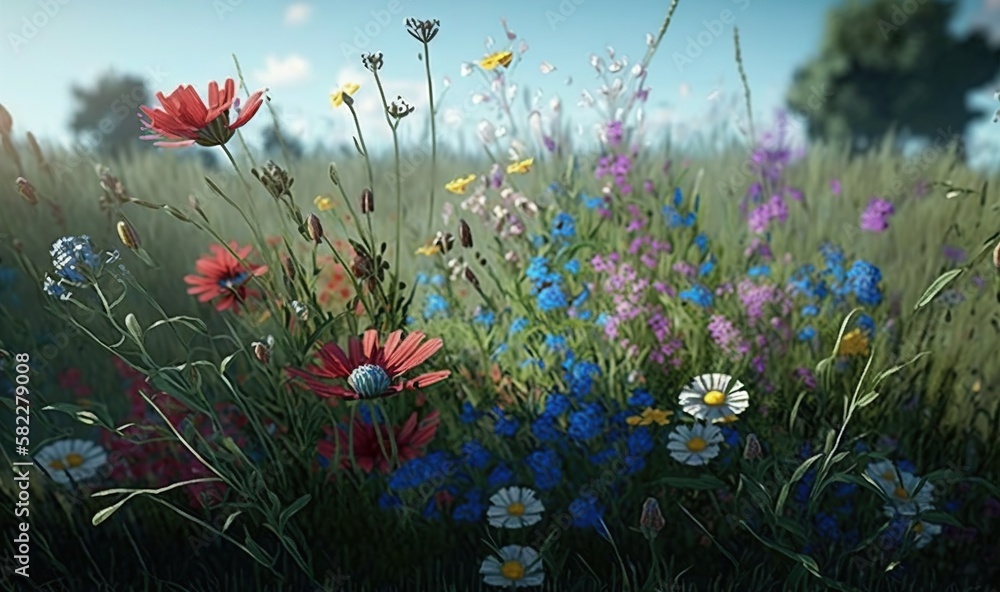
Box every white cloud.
[253,55,311,87]
[284,3,311,26]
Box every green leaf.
[222,511,242,532]
[220,352,240,375]
[788,390,808,432]
[124,313,143,343]
[914,269,963,310]
[856,390,880,408]
[775,453,824,515]
[277,494,312,531]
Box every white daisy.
[865,461,935,514]
[487,487,544,529]
[678,373,750,423]
[883,507,942,549]
[865,460,903,494]
[667,423,724,466]
[480,545,544,588]
[35,439,107,485]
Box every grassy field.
[2,10,1000,591]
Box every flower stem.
[421,42,438,237]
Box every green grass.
[1,11,999,588]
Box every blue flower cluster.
[42,235,114,300]
[662,188,697,228]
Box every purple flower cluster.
[595,153,633,194]
[860,197,895,233]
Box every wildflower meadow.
[2,2,1000,591]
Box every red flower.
[57,367,92,397]
[288,330,451,401]
[139,78,264,148]
[317,410,440,473]
[184,242,268,313]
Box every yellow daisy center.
[912,522,924,533]
[703,390,726,406]
[881,470,896,481]
[507,502,526,516]
[893,486,909,500]
[500,560,525,580]
[48,460,65,471]
[686,437,708,452]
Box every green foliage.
[786,0,1000,151]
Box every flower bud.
[329,163,340,186]
[15,177,37,205]
[464,267,480,288]
[116,219,140,250]
[253,341,270,364]
[743,433,764,460]
[459,218,473,248]
[639,497,665,539]
[307,213,323,244]
[361,188,374,214]
[993,238,1000,271]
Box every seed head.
[15,177,37,205]
[362,52,384,72]
[405,18,441,43]
[116,219,140,249]
[459,218,473,248]
[252,160,294,199]
[361,188,374,214]
[306,214,323,243]
[387,96,415,119]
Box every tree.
[69,70,153,157]
[261,123,305,160]
[786,0,1000,154]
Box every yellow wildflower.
[445,174,477,195]
[626,407,673,427]
[314,195,334,211]
[480,50,513,70]
[256,309,272,325]
[330,82,360,108]
[415,243,442,256]
[717,414,740,424]
[506,157,534,174]
[838,328,870,357]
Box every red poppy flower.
[317,410,440,473]
[139,78,264,148]
[288,329,450,400]
[184,242,268,313]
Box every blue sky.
[0,0,996,161]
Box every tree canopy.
[786,0,1000,151]
[69,70,152,157]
